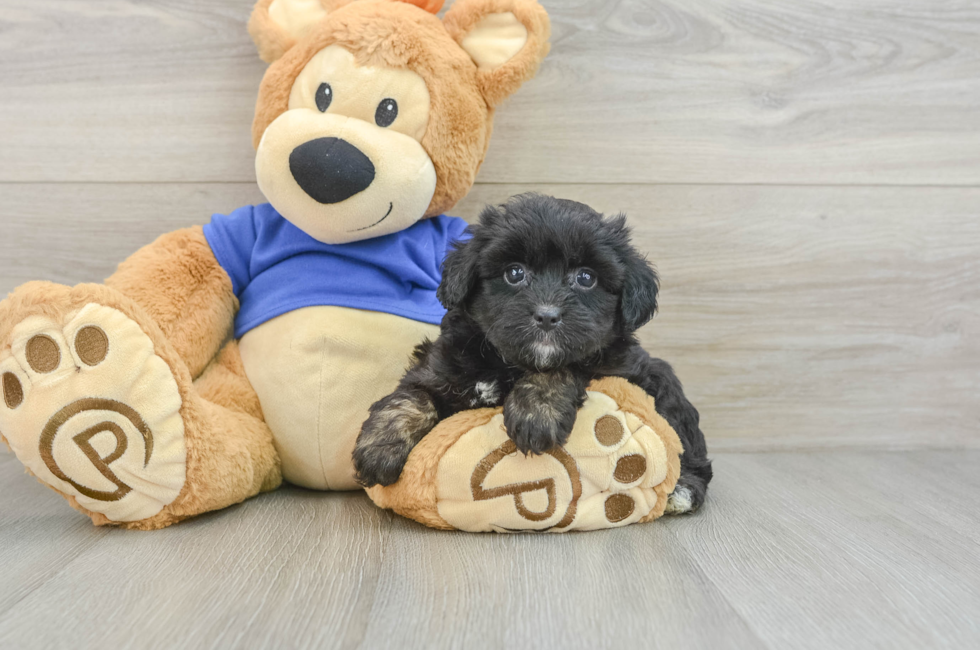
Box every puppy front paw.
[502,372,582,455]
[353,389,440,487]
[503,399,575,455]
[353,438,412,487]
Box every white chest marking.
[532,342,558,368]
[471,380,501,407]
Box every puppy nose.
[289,137,375,204]
[534,306,562,331]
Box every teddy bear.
[0,0,682,532]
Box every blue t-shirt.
[203,204,469,338]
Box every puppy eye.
[376,98,398,127]
[575,268,597,289]
[504,264,526,286]
[315,83,333,113]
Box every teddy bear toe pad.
[0,304,186,522]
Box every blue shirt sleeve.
[202,205,259,297]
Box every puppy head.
[439,194,659,370]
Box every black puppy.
[353,194,712,514]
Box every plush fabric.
[366,377,683,532]
[458,12,528,70]
[251,0,551,217]
[239,305,440,490]
[105,227,238,380]
[0,282,281,530]
[443,0,551,108]
[250,0,355,64]
[1,302,187,522]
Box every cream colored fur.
[460,12,528,69]
[239,306,439,490]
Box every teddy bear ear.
[248,0,351,63]
[443,0,551,107]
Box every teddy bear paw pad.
[433,387,679,533]
[0,304,186,522]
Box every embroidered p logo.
[39,398,154,502]
[470,440,583,530]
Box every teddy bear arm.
[105,226,237,379]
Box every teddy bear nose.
[289,137,376,204]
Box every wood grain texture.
[1,451,979,649]
[669,451,980,650]
[357,515,764,650]
[0,483,391,649]
[4,182,976,450]
[1,0,979,184]
[0,453,109,616]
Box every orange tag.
[398,0,444,14]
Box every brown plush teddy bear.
[0,0,681,532]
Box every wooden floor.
[2,450,979,649]
[1,0,978,648]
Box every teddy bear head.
[247,0,550,244]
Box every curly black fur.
[353,194,713,512]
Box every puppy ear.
[621,253,660,332]
[437,235,480,310]
[248,0,351,63]
[443,0,551,107]
[606,216,659,332]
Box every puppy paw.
[353,439,412,487]
[664,475,707,515]
[502,402,574,455]
[353,390,439,487]
[501,371,582,455]
[664,485,694,514]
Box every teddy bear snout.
[288,137,376,204]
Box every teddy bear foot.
[0,283,187,524]
[366,377,684,533]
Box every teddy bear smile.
[350,202,394,232]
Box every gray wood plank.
[668,451,980,650]
[819,450,980,548]
[0,483,391,650]
[0,183,266,290]
[0,452,110,616]
[1,0,979,185]
[3,450,979,648]
[356,514,765,650]
[3,182,978,450]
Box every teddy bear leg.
[104,226,238,380]
[0,281,277,530]
[118,341,283,531]
[182,341,283,508]
[367,377,685,533]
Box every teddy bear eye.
[315,83,332,112]
[375,98,398,127]
[504,264,526,286]
[575,268,597,289]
